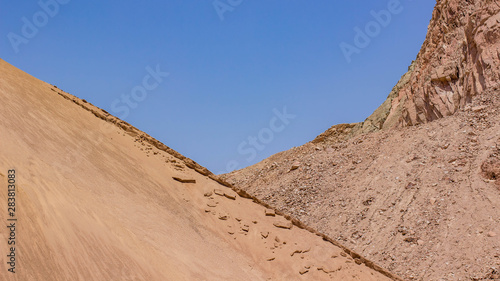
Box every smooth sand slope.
[0,59,397,280]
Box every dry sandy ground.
[0,58,397,280]
[224,88,500,280]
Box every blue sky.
[1,0,435,174]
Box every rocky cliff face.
[316,0,500,144]
[0,58,400,281]
[363,0,500,131]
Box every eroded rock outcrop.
[365,0,500,130]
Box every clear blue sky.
[1,0,435,174]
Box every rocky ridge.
[315,0,500,144]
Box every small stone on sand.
[273,221,293,229]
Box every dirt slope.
[223,1,500,280]
[0,59,399,280]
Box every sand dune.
[0,59,398,280]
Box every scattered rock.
[472,105,487,112]
[265,209,276,216]
[404,237,418,243]
[267,257,275,261]
[207,202,217,208]
[214,189,225,196]
[362,197,374,206]
[406,182,416,189]
[487,231,497,237]
[218,214,229,220]
[204,190,213,197]
[317,265,341,274]
[273,221,293,229]
[481,157,499,181]
[172,177,196,184]
[261,231,269,238]
[430,197,437,205]
[441,143,450,149]
[290,162,301,171]
[299,268,309,275]
[241,225,249,232]
[224,190,237,200]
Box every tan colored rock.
[482,157,500,181]
[472,105,487,112]
[299,268,309,275]
[172,177,196,183]
[224,190,237,200]
[265,209,276,216]
[214,189,224,196]
[273,221,293,230]
[218,214,229,220]
[290,162,301,171]
[317,265,342,274]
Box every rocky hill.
[223,1,500,280]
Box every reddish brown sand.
[0,59,397,280]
